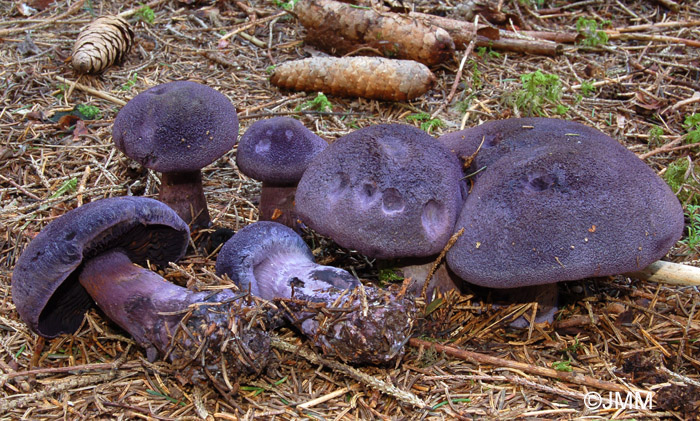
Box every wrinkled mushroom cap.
[11,197,190,337]
[445,119,684,288]
[113,80,239,173]
[295,124,466,259]
[236,117,328,185]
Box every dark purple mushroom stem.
[159,171,209,229]
[79,249,271,381]
[235,117,328,230]
[216,221,416,364]
[258,183,298,228]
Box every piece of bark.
[270,56,436,101]
[294,0,454,66]
[476,35,563,56]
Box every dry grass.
[1,0,699,419]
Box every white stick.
[629,260,700,287]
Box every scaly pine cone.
[71,15,134,74]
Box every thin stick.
[431,17,478,120]
[55,76,127,106]
[421,228,464,301]
[297,386,355,409]
[271,336,429,409]
[409,338,653,397]
[628,260,700,287]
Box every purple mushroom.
[113,81,239,228]
[443,118,685,288]
[236,117,327,228]
[215,221,416,364]
[295,123,466,259]
[12,197,270,381]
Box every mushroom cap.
[445,120,684,288]
[113,80,239,173]
[295,124,466,259]
[11,197,190,338]
[215,221,359,299]
[236,117,328,185]
[439,117,618,177]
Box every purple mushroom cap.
[236,117,328,185]
[11,197,189,337]
[215,221,359,300]
[295,124,466,259]
[445,119,684,288]
[113,80,239,173]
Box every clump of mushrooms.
[113,80,239,229]
[216,221,415,364]
[12,197,271,385]
[236,117,327,228]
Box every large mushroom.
[296,123,465,257]
[236,117,327,228]
[294,123,467,297]
[113,80,239,228]
[215,221,415,364]
[441,118,685,288]
[12,196,270,381]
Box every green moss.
[663,158,700,206]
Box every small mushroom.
[215,221,416,364]
[443,118,685,288]
[113,80,239,228]
[12,197,270,380]
[236,117,327,228]
[295,123,466,259]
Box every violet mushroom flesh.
[215,221,416,364]
[12,197,270,381]
[295,123,467,296]
[113,81,239,228]
[442,118,685,288]
[236,117,327,228]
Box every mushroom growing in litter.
[296,123,466,259]
[294,123,467,297]
[12,196,270,381]
[215,221,416,364]
[442,118,685,288]
[113,80,239,228]
[236,117,327,228]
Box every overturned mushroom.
[12,197,271,383]
[442,118,685,288]
[236,117,327,228]
[113,80,239,228]
[215,221,416,364]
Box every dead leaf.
[72,119,89,140]
[56,114,81,130]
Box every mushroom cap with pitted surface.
[295,123,466,259]
[444,118,684,288]
[236,117,328,185]
[11,196,190,338]
[113,80,239,173]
